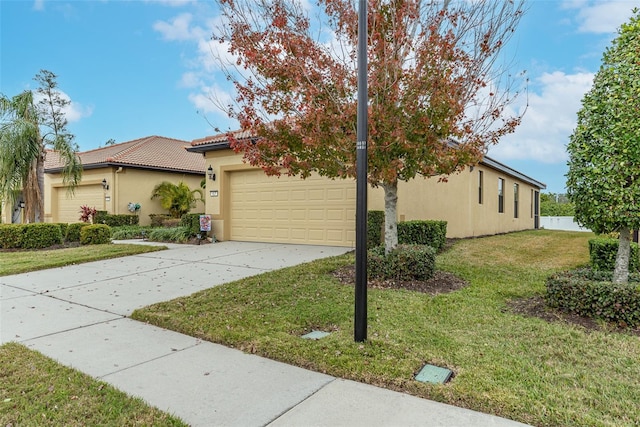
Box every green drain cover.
[301,330,330,340]
[415,364,453,384]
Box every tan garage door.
[229,170,356,246]
[55,185,104,223]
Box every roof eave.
[45,162,205,175]
[187,141,232,153]
[480,156,547,190]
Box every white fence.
[540,216,591,232]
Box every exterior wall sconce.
[207,165,216,181]
[102,178,109,190]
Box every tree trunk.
[382,181,398,254]
[613,227,631,284]
[23,164,39,223]
[36,150,45,222]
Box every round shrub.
[66,223,90,242]
[368,244,436,281]
[589,237,640,271]
[80,224,112,245]
[546,268,640,327]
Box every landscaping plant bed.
[333,264,468,295]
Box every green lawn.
[132,230,640,427]
[0,243,165,276]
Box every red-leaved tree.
[212,0,526,252]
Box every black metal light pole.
[354,0,368,342]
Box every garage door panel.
[56,185,104,224]
[229,170,354,247]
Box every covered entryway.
[54,185,105,223]
[228,170,356,246]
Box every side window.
[498,178,504,213]
[514,183,519,218]
[478,170,484,204]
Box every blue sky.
[0,0,636,193]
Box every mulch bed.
[506,295,640,336]
[333,265,640,336]
[333,264,469,295]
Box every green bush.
[180,213,205,237]
[149,214,172,227]
[53,223,69,239]
[111,225,151,240]
[94,213,139,227]
[94,210,108,223]
[66,223,90,242]
[589,237,640,271]
[367,210,384,249]
[80,224,112,245]
[368,244,436,281]
[546,268,640,327]
[397,220,447,252]
[147,226,191,243]
[0,224,24,249]
[21,223,63,249]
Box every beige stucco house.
[44,136,205,225]
[188,132,546,247]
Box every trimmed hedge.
[180,213,205,237]
[53,223,69,240]
[367,210,384,249]
[95,213,139,227]
[546,268,640,327]
[589,237,640,271]
[80,224,112,245]
[0,223,65,249]
[398,220,447,252]
[149,214,172,227]
[66,223,90,242]
[21,223,63,249]
[95,210,108,222]
[0,224,24,249]
[368,244,436,281]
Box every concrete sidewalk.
[0,241,530,426]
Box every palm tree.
[151,181,204,218]
[0,70,82,222]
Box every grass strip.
[0,342,186,426]
[132,230,640,427]
[0,244,165,276]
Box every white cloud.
[179,71,201,88]
[188,84,234,116]
[33,90,93,123]
[33,0,45,11]
[562,0,635,34]
[489,71,594,164]
[153,13,206,41]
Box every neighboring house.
[45,136,205,225]
[188,132,546,247]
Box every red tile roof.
[45,136,205,174]
[191,130,254,146]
